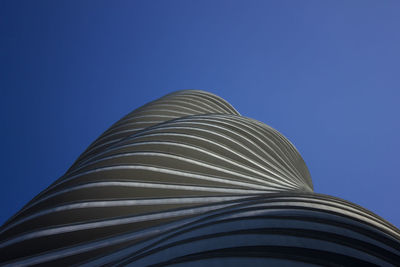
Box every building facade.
[1,90,399,266]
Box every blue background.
[1,1,399,227]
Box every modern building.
[1,90,399,266]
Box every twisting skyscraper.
[1,90,399,266]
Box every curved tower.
[1,90,399,266]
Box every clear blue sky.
[1,1,399,228]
